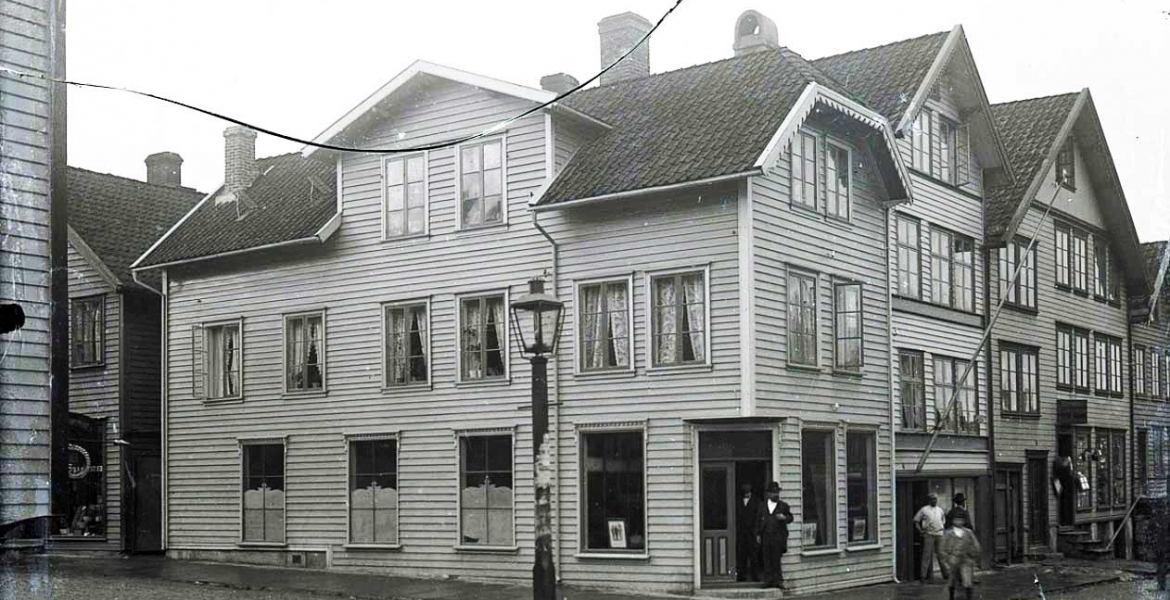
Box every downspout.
[531,210,561,582]
[117,291,129,552]
[982,245,995,558]
[885,205,899,583]
[1128,310,1135,558]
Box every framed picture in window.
[851,518,867,542]
[802,522,818,546]
[606,518,628,549]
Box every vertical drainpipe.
[160,270,168,551]
[1127,303,1135,559]
[983,245,996,558]
[886,203,898,582]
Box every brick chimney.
[145,152,183,187]
[540,73,579,95]
[598,12,651,85]
[222,126,258,200]
[733,10,779,57]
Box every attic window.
[1056,138,1076,190]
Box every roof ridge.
[811,30,950,63]
[573,45,794,96]
[67,165,205,196]
[990,91,1080,109]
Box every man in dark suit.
[755,481,794,589]
[736,484,761,581]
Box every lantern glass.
[510,279,564,357]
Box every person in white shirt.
[914,493,949,581]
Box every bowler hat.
[953,493,966,505]
[766,481,780,493]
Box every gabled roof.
[67,167,204,290]
[988,89,1147,290]
[535,47,912,208]
[134,153,337,269]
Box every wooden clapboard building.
[134,10,923,595]
[58,158,203,553]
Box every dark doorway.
[895,479,931,582]
[698,430,771,587]
[132,453,162,552]
[1026,454,1049,548]
[1057,434,1075,526]
[994,466,1024,563]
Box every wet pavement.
[0,553,1154,600]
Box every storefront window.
[57,413,105,537]
[846,431,876,544]
[802,429,836,549]
[459,434,513,547]
[349,437,398,544]
[583,430,645,551]
[1074,429,1091,511]
[242,443,285,543]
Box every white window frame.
[573,274,635,375]
[197,317,245,402]
[381,298,432,390]
[833,280,863,372]
[825,138,852,221]
[454,289,511,384]
[345,431,401,549]
[575,420,650,558]
[912,109,933,174]
[786,265,821,368]
[799,424,840,554]
[453,426,517,551]
[645,265,712,370]
[70,293,105,368]
[789,129,819,212]
[381,151,429,240]
[238,436,287,547]
[843,424,880,548]
[282,309,327,395]
[454,134,508,230]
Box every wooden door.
[700,463,735,583]
[1027,457,1049,547]
[994,468,1023,563]
[133,454,162,552]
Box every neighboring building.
[814,26,1015,576]
[1131,240,1170,560]
[54,156,203,552]
[134,10,920,595]
[986,90,1148,560]
[0,0,59,542]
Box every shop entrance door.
[697,429,772,587]
[701,463,735,583]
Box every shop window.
[459,434,514,547]
[349,437,398,545]
[242,442,285,543]
[846,431,876,544]
[582,430,645,552]
[1074,429,1091,511]
[801,429,837,550]
[56,413,106,538]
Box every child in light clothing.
[939,513,981,600]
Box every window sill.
[646,363,712,376]
[1002,411,1041,420]
[381,233,430,245]
[800,547,842,557]
[786,363,823,374]
[1002,303,1039,316]
[908,168,983,201]
[454,545,519,554]
[832,369,864,378]
[455,222,508,238]
[70,363,106,372]
[204,396,245,405]
[573,368,637,380]
[51,536,108,542]
[238,542,287,548]
[454,378,511,388]
[788,203,822,218]
[283,390,328,400]
[845,543,882,552]
[574,552,650,560]
[382,383,433,394]
[344,543,402,551]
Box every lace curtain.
[682,275,705,363]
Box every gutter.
[134,213,342,272]
[531,210,562,583]
[531,170,760,213]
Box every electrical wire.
[0,0,683,154]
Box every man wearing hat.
[754,481,794,589]
[736,484,762,582]
[946,493,973,533]
[914,493,948,581]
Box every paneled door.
[1027,456,1049,548]
[701,462,735,583]
[994,467,1024,563]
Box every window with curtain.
[582,430,645,551]
[349,438,398,544]
[242,443,285,543]
[384,153,426,237]
[826,142,850,220]
[459,434,513,547]
[935,357,978,435]
[651,272,706,367]
[846,431,876,544]
[459,139,504,228]
[1055,224,1070,288]
[70,295,103,367]
[579,280,631,371]
[460,295,506,380]
[999,240,1036,309]
[912,110,932,173]
[786,270,818,366]
[834,283,862,371]
[900,351,925,430]
[384,304,427,386]
[802,430,837,549]
[1000,345,1038,414]
[285,312,324,392]
[203,322,241,399]
[896,215,921,299]
[1056,138,1076,189]
[790,131,818,211]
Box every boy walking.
[939,512,981,600]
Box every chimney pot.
[598,12,651,85]
[145,151,183,187]
[222,126,258,202]
[733,10,780,57]
[540,73,580,95]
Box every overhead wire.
[0,0,683,154]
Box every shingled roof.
[986,93,1080,240]
[537,47,858,206]
[136,153,337,268]
[811,30,950,126]
[68,167,204,290]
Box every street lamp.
[510,277,564,600]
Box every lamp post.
[510,277,564,600]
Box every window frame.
[455,290,511,384]
[1093,237,1119,303]
[1056,325,1073,390]
[1071,230,1088,294]
[800,426,839,552]
[454,428,517,550]
[933,355,980,435]
[454,135,508,230]
[929,227,976,312]
[1056,138,1076,190]
[899,350,926,431]
[1137,429,1149,496]
[345,432,401,548]
[895,214,922,300]
[646,266,711,370]
[789,130,819,212]
[999,343,1039,416]
[381,299,431,389]
[786,267,820,368]
[1135,345,1148,398]
[197,318,244,402]
[999,239,1037,310]
[1054,223,1071,289]
[381,151,429,240]
[1073,429,1091,511]
[1073,328,1091,392]
[282,309,327,395]
[70,294,105,368]
[833,281,863,372]
[238,437,287,546]
[912,109,933,174]
[938,116,959,185]
[574,275,635,375]
[845,427,879,546]
[576,421,649,556]
[825,138,852,221]
[1155,349,1165,399]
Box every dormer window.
[1056,138,1076,190]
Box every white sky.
[68,0,1169,242]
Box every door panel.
[1028,457,1049,547]
[701,463,735,583]
[133,454,162,552]
[994,468,1024,563]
